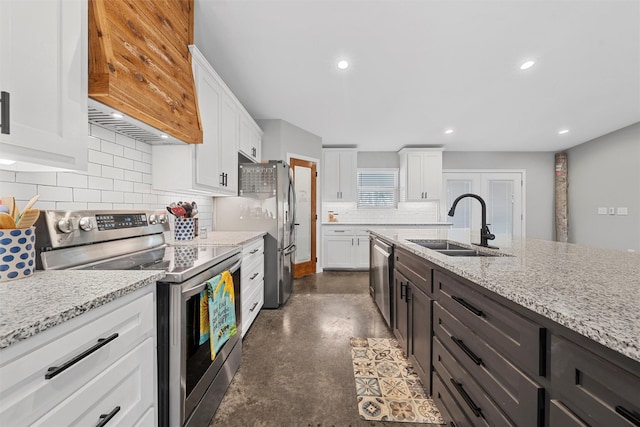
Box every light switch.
[598,207,608,215]
[617,207,628,215]
[609,207,616,215]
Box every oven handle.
[182,260,242,297]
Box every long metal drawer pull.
[451,296,484,317]
[449,378,481,417]
[45,333,119,380]
[0,91,9,134]
[249,248,260,254]
[400,282,406,299]
[615,405,640,426]
[96,406,121,427]
[451,336,483,366]
[250,302,259,312]
[250,272,259,280]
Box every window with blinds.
[357,169,399,208]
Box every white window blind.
[357,169,399,208]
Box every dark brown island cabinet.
[388,246,640,427]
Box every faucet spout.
[448,193,498,249]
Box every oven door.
[158,253,242,427]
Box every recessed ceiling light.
[520,60,535,70]
[160,134,169,139]
[337,60,349,70]
[444,129,454,135]
[111,112,123,119]
[558,129,569,135]
[0,158,16,166]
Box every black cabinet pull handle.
[0,91,9,135]
[96,406,120,427]
[450,378,481,417]
[400,282,406,299]
[250,301,259,312]
[615,405,640,426]
[45,333,119,380]
[406,286,412,302]
[451,336,483,366]
[220,173,225,186]
[452,296,484,317]
[250,248,259,254]
[250,272,259,280]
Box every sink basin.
[435,249,498,257]
[407,240,469,251]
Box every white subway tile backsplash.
[134,160,151,174]
[134,182,151,194]
[101,165,125,180]
[123,147,143,161]
[135,140,152,154]
[142,152,152,164]
[57,202,89,210]
[58,173,88,188]
[88,176,113,191]
[88,202,114,210]
[124,170,143,183]
[101,140,124,157]
[15,172,56,185]
[113,203,135,210]
[142,173,152,184]
[123,192,139,204]
[114,156,135,171]
[38,185,73,202]
[113,179,134,192]
[87,136,101,151]
[0,170,15,182]
[36,201,57,210]
[74,188,101,202]
[86,163,102,177]
[88,149,114,166]
[101,191,124,203]
[142,193,158,205]
[115,133,136,149]
[90,124,116,142]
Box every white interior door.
[443,171,524,238]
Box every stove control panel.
[96,213,149,231]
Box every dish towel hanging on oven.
[206,270,237,360]
[198,289,210,345]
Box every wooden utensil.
[15,209,40,229]
[1,197,16,221]
[22,195,40,212]
[0,212,16,229]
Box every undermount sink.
[407,240,469,251]
[435,249,498,257]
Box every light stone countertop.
[370,228,640,363]
[166,231,266,247]
[321,222,452,226]
[0,270,164,349]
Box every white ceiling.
[194,0,640,152]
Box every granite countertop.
[166,231,266,247]
[0,270,164,350]
[370,228,640,363]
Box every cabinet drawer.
[550,335,640,426]
[242,257,264,297]
[32,338,155,427]
[432,371,474,427]
[242,238,264,265]
[433,337,515,427]
[0,291,154,425]
[434,270,544,375]
[549,400,588,427]
[241,280,264,337]
[395,248,432,295]
[323,227,355,236]
[433,302,543,427]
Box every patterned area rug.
[350,337,445,424]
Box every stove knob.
[158,214,167,224]
[149,214,158,225]
[56,218,74,234]
[79,217,94,231]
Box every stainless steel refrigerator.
[214,161,296,308]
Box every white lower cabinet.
[241,238,264,336]
[322,227,370,270]
[0,287,156,426]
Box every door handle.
[0,91,9,135]
[45,333,119,379]
[96,406,121,427]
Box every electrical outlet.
[617,207,628,215]
[597,207,608,215]
[609,207,616,215]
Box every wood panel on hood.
[88,0,203,144]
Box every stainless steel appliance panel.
[371,237,393,327]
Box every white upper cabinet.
[399,148,443,202]
[239,114,262,163]
[322,149,357,202]
[0,0,88,171]
[152,46,241,195]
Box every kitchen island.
[370,228,640,426]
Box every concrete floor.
[209,271,432,427]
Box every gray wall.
[567,122,640,252]
[442,152,556,240]
[257,119,322,163]
[358,151,400,168]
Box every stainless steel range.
[34,210,243,427]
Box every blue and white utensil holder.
[174,217,195,240]
[0,227,36,282]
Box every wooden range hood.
[88,0,202,144]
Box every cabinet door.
[409,284,432,393]
[406,153,425,201]
[393,270,409,355]
[220,93,239,193]
[0,0,87,170]
[354,235,370,269]
[322,150,341,201]
[239,114,262,162]
[337,150,357,201]
[193,57,223,190]
[422,152,443,200]
[322,236,354,268]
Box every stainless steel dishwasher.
[370,237,393,327]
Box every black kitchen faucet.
[448,193,498,249]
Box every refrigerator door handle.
[282,244,297,256]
